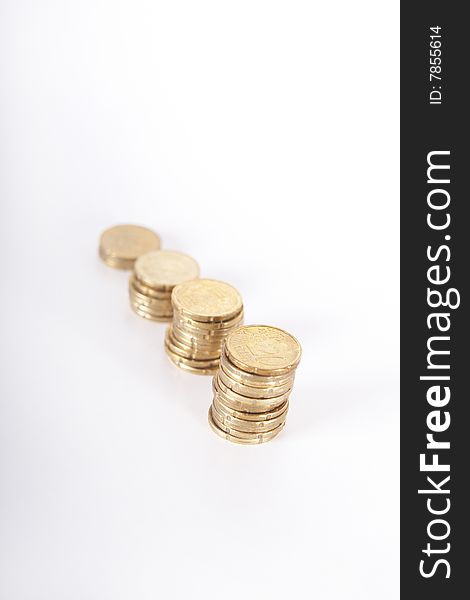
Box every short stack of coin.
[165,279,244,375]
[209,325,301,444]
[99,224,161,269]
[129,250,200,322]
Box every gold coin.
[212,393,289,422]
[208,408,284,444]
[213,376,291,412]
[165,328,221,360]
[173,310,244,332]
[217,367,293,399]
[130,275,172,300]
[171,279,243,323]
[220,351,295,388]
[130,294,172,313]
[165,346,219,375]
[169,328,222,355]
[213,384,289,415]
[130,304,173,322]
[171,323,229,347]
[134,250,199,291]
[129,286,173,308]
[225,325,301,376]
[99,225,161,269]
[210,406,285,440]
[164,341,220,369]
[98,248,135,270]
[211,401,288,433]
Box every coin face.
[99,225,161,268]
[225,325,301,375]
[172,279,243,322]
[134,250,199,290]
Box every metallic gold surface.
[225,325,301,376]
[171,279,243,323]
[220,351,295,388]
[165,344,219,375]
[165,279,244,375]
[212,394,288,423]
[217,367,293,400]
[208,408,285,445]
[129,249,199,322]
[99,225,161,269]
[211,401,288,433]
[213,377,290,412]
[134,250,199,291]
[208,325,301,444]
[165,328,221,360]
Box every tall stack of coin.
[129,250,200,322]
[209,325,301,444]
[99,224,161,269]
[165,279,244,375]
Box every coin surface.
[208,408,285,444]
[212,393,289,422]
[220,351,295,388]
[210,407,285,440]
[134,250,199,291]
[174,310,244,332]
[213,377,291,411]
[165,346,219,375]
[164,341,220,369]
[130,305,173,322]
[165,328,221,360]
[129,287,172,309]
[130,276,173,299]
[211,401,288,433]
[217,367,293,400]
[172,279,243,322]
[225,325,301,376]
[99,225,161,269]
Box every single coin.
[208,408,284,444]
[165,347,219,375]
[134,250,199,291]
[220,351,295,388]
[225,325,301,376]
[172,279,243,323]
[99,225,161,269]
[211,401,288,433]
[212,393,289,422]
[217,367,293,399]
[213,377,291,412]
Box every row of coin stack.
[99,224,301,444]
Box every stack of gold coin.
[209,325,301,444]
[129,250,200,322]
[165,279,244,375]
[99,224,161,269]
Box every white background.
[0,1,399,598]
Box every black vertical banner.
[401,2,468,598]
